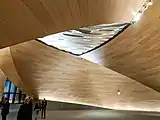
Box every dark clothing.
[41,100,47,119]
[17,104,32,120]
[41,100,47,108]
[0,102,3,108]
[34,103,40,111]
[38,103,41,111]
[1,101,10,120]
[41,107,46,119]
[2,114,6,120]
[28,101,33,120]
[0,97,4,107]
[1,101,10,115]
[34,103,40,114]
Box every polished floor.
[1,102,160,120]
[1,110,160,120]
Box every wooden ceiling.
[0,40,159,111]
[0,0,145,49]
[82,0,160,92]
[1,0,160,112]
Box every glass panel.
[3,79,27,104]
[4,80,11,93]
[14,94,20,103]
[3,93,9,98]
[16,88,20,93]
[9,93,14,103]
[10,83,16,93]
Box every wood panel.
[0,0,46,48]
[0,48,23,88]
[5,40,160,112]
[82,0,160,92]
[0,47,34,96]
[0,0,145,48]
[0,69,6,98]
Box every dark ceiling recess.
[37,23,130,56]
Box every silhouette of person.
[1,98,10,120]
[17,97,32,120]
[41,98,47,119]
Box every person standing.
[38,100,42,111]
[34,101,40,120]
[28,97,33,120]
[1,98,10,120]
[17,97,32,120]
[0,96,4,108]
[41,98,47,119]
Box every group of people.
[0,97,47,120]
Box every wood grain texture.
[0,70,6,98]
[0,48,23,88]
[0,47,33,96]
[0,0,145,48]
[82,0,160,92]
[4,40,160,112]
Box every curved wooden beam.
[0,69,6,98]
[0,0,145,48]
[0,48,23,87]
[0,47,36,97]
[4,40,160,112]
[82,0,160,92]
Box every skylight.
[38,23,129,55]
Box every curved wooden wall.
[1,0,160,112]
[0,47,34,96]
[0,0,145,48]
[0,48,23,87]
[0,40,157,111]
[82,0,160,92]
[0,70,6,98]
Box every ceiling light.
[117,90,121,95]
[132,12,142,22]
[148,1,153,6]
[132,0,153,23]
[132,11,137,16]
[147,0,153,6]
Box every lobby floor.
[1,101,160,120]
[1,110,160,120]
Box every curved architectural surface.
[0,70,6,98]
[0,0,145,48]
[0,48,23,88]
[0,47,34,96]
[0,40,159,111]
[1,0,160,113]
[82,0,160,92]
